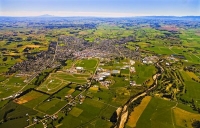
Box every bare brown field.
[14,91,43,104]
[160,25,179,31]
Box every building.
[99,77,104,81]
[100,72,111,76]
[76,67,84,70]
[130,60,135,65]
[130,81,136,86]
[130,67,136,73]
[111,70,120,74]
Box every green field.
[131,62,156,84]
[0,76,26,98]
[0,102,37,128]
[23,93,49,109]
[36,98,66,115]
[37,73,72,94]
[54,87,72,98]
[75,58,99,73]
[59,98,105,127]
[136,97,176,128]
[69,107,83,117]
[14,90,44,104]
[180,71,200,107]
[51,72,88,84]
[111,77,129,88]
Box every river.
[114,61,164,128]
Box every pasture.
[111,77,129,88]
[180,71,200,107]
[111,87,131,106]
[136,97,176,128]
[0,102,37,128]
[173,107,200,128]
[14,90,43,104]
[69,107,83,117]
[36,98,66,115]
[131,62,156,84]
[0,76,26,98]
[54,87,72,98]
[126,96,152,128]
[59,98,105,127]
[23,94,49,109]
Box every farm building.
[130,67,136,73]
[76,67,84,70]
[130,60,135,65]
[111,70,120,74]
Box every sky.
[0,0,199,17]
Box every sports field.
[37,76,70,94]
[75,58,99,73]
[51,72,88,83]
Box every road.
[1,42,59,101]
[25,58,100,128]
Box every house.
[76,67,83,70]
[130,81,136,86]
[166,62,170,66]
[130,67,136,73]
[143,60,147,64]
[130,60,135,65]
[99,77,104,81]
[101,72,111,76]
[111,70,120,74]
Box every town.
[0,16,200,128]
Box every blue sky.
[0,0,199,17]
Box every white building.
[76,67,84,70]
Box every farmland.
[0,16,200,128]
[126,96,152,128]
[136,97,176,128]
[0,75,26,99]
[131,61,157,85]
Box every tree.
[192,120,200,128]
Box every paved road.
[1,42,59,101]
[25,58,100,128]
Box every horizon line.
[1,11,199,18]
[0,15,200,18]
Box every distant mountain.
[37,14,55,17]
